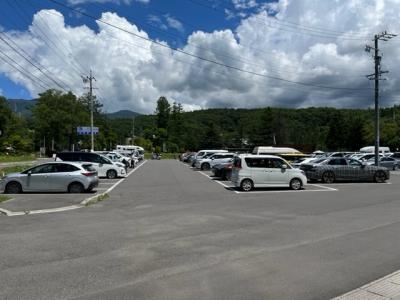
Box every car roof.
[238,154,284,159]
[31,161,88,168]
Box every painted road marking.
[197,170,337,194]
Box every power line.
[215,0,372,37]
[0,50,50,90]
[9,0,85,78]
[187,0,370,40]
[22,0,88,75]
[45,0,371,91]
[0,31,69,91]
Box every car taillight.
[81,171,95,177]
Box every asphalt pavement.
[1,160,400,299]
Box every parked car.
[211,160,234,180]
[299,157,390,183]
[195,153,235,170]
[108,151,134,168]
[55,152,126,179]
[366,156,400,170]
[191,149,228,167]
[0,162,99,194]
[231,154,307,191]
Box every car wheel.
[290,178,302,190]
[322,171,335,183]
[240,179,253,192]
[5,182,22,194]
[107,170,117,179]
[68,182,84,193]
[374,171,386,183]
[201,163,210,170]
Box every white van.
[231,154,307,191]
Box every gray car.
[366,156,400,170]
[300,157,390,183]
[0,162,99,194]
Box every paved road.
[1,160,400,299]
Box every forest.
[1,90,400,154]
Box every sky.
[0,0,399,114]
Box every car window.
[57,152,73,161]
[82,164,96,172]
[270,158,284,168]
[245,158,268,168]
[349,159,362,166]
[29,164,55,174]
[331,153,343,157]
[233,157,242,168]
[328,158,347,165]
[54,163,80,172]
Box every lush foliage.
[2,90,400,154]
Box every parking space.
[0,161,147,215]
[185,162,398,197]
[192,167,337,194]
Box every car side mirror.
[211,158,214,160]
[27,171,32,176]
[99,163,103,167]
[281,164,288,170]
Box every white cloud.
[165,15,184,33]
[0,1,400,114]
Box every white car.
[108,151,134,167]
[55,152,127,179]
[195,153,235,170]
[231,154,307,191]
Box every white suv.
[231,154,307,191]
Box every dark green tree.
[155,96,170,129]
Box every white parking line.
[197,170,338,194]
[328,182,391,186]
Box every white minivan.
[231,154,307,191]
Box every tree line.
[1,90,400,154]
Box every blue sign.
[77,126,99,135]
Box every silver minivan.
[231,154,307,191]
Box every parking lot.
[187,161,398,194]
[1,159,400,299]
[0,161,147,215]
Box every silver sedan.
[0,162,99,194]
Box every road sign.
[77,126,99,135]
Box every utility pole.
[132,117,135,145]
[82,70,96,152]
[365,31,396,166]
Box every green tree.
[155,96,170,129]
[33,90,88,151]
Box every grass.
[0,165,33,177]
[0,195,11,203]
[0,154,36,163]
[85,193,109,207]
[144,153,180,160]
